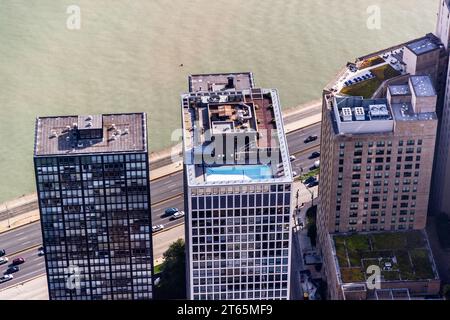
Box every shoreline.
[0,98,322,209]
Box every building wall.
[318,105,437,234]
[436,0,450,50]
[35,152,153,300]
[186,182,293,300]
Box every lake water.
[0,0,437,202]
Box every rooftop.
[189,72,254,93]
[34,113,147,156]
[389,85,411,96]
[410,75,436,97]
[406,37,440,56]
[333,231,438,284]
[332,96,394,135]
[182,74,292,186]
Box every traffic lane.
[150,173,183,203]
[151,196,185,229]
[0,223,42,255]
[286,128,321,155]
[0,248,45,289]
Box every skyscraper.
[34,113,154,300]
[182,73,294,300]
[318,36,442,299]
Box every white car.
[152,225,165,233]
[171,211,185,220]
[0,257,8,265]
[289,155,296,162]
[313,160,320,169]
[0,274,13,283]
[292,171,299,177]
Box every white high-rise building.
[181,73,294,300]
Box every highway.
[0,121,321,290]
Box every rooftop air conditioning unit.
[354,107,365,121]
[342,107,353,122]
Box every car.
[0,257,8,265]
[38,246,45,256]
[4,266,19,274]
[308,181,319,188]
[304,176,317,185]
[152,225,165,233]
[309,151,320,159]
[164,208,179,217]
[313,160,320,169]
[0,274,13,283]
[292,171,299,177]
[0,249,5,257]
[170,211,185,220]
[304,135,318,144]
[289,155,296,162]
[12,257,25,265]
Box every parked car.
[38,246,45,256]
[170,211,185,220]
[304,176,317,185]
[304,135,318,144]
[12,257,25,265]
[309,151,320,159]
[4,266,19,274]
[308,181,319,188]
[152,225,165,233]
[313,160,320,169]
[0,257,8,265]
[289,155,296,162]
[0,274,13,283]
[292,171,299,178]
[0,249,5,257]
[164,208,179,217]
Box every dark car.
[0,249,5,257]
[304,176,317,185]
[309,151,320,159]
[12,257,25,265]
[5,266,19,274]
[308,181,319,188]
[304,135,318,144]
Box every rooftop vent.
[49,130,58,138]
[369,104,390,118]
[354,107,365,121]
[342,107,353,122]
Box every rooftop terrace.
[182,74,292,186]
[34,113,147,156]
[406,37,440,56]
[333,231,438,284]
[189,72,254,93]
[410,75,436,97]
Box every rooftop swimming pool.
[205,165,273,182]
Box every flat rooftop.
[189,72,254,93]
[34,113,147,156]
[406,37,439,56]
[333,231,438,284]
[410,75,436,97]
[391,103,437,122]
[182,74,292,186]
[332,96,394,135]
[389,85,411,96]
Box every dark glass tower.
[33,113,153,300]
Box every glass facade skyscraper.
[34,113,153,300]
[182,73,294,300]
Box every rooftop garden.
[359,56,385,69]
[340,64,401,98]
[334,231,436,284]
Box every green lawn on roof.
[340,64,401,98]
[333,231,436,283]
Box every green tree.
[155,239,186,300]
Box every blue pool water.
[206,165,273,181]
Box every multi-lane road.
[0,121,321,290]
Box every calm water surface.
[0,0,437,202]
